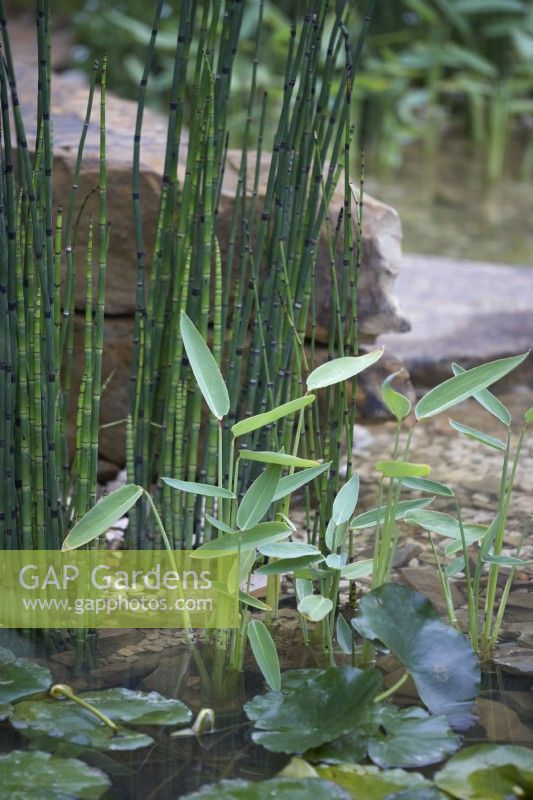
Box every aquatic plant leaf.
[381,372,411,421]
[272,462,331,501]
[250,666,381,753]
[451,363,511,426]
[350,498,432,529]
[0,647,52,704]
[236,464,281,530]
[180,311,229,420]
[352,584,480,730]
[376,461,431,478]
[325,518,348,552]
[180,778,351,799]
[258,542,320,558]
[315,764,431,800]
[231,395,315,437]
[367,705,461,769]
[192,521,290,557]
[524,406,533,423]
[307,349,384,390]
[0,750,110,800]
[255,553,325,575]
[401,477,454,497]
[298,594,333,622]
[483,554,533,566]
[162,478,235,499]
[336,614,354,654]
[239,450,319,468]
[340,559,374,580]
[386,791,447,800]
[244,669,325,723]
[405,509,485,543]
[247,620,281,692]
[434,744,533,799]
[78,688,191,725]
[62,484,143,550]
[205,514,234,534]
[239,592,271,611]
[449,420,505,451]
[415,353,529,420]
[0,703,13,720]
[11,698,153,751]
[333,474,360,525]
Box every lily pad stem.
[373,671,409,703]
[49,684,118,733]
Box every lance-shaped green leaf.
[62,484,143,551]
[258,542,320,558]
[273,462,331,501]
[255,554,325,575]
[333,474,360,525]
[205,514,233,534]
[405,509,485,543]
[180,311,229,420]
[483,554,533,567]
[307,349,384,390]
[376,461,431,479]
[452,362,511,426]
[162,478,235,499]
[525,407,533,423]
[336,614,354,654]
[449,420,505,451]
[298,595,333,622]
[381,371,411,421]
[341,559,374,580]
[247,620,281,692]
[239,450,319,469]
[232,395,315,438]
[402,477,454,497]
[325,519,348,553]
[350,498,432,530]
[191,521,291,557]
[415,353,529,420]
[239,592,271,611]
[236,464,282,530]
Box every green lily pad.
[244,669,322,723]
[79,688,192,726]
[315,764,431,800]
[0,749,110,799]
[0,702,14,720]
[11,697,153,751]
[181,778,351,799]
[0,646,52,704]
[248,666,382,753]
[386,791,447,799]
[352,584,480,730]
[368,705,461,768]
[305,707,378,764]
[434,744,533,799]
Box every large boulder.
[13,61,409,464]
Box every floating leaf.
[352,584,480,730]
[307,349,384,390]
[236,464,282,530]
[180,778,351,800]
[368,706,461,769]
[340,559,374,581]
[247,620,281,692]
[333,475,360,525]
[62,484,143,550]
[273,462,331,501]
[192,521,291,557]
[434,744,533,799]
[415,353,529,420]
[376,461,431,478]
[315,764,431,800]
[401,477,453,497]
[0,750,110,800]
[0,647,52,704]
[350,499,432,530]
[78,688,191,726]
[249,667,381,753]
[298,595,333,622]
[449,420,505,451]
[381,372,411,421]
[451,363,511,426]
[239,450,319,469]
[162,478,235,499]
[255,554,325,575]
[180,311,229,420]
[231,395,315,438]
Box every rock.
[503,690,533,722]
[97,459,121,483]
[141,652,191,697]
[398,566,465,616]
[379,255,533,386]
[476,697,533,744]
[393,541,422,569]
[96,629,144,659]
[493,647,533,678]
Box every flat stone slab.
[379,255,533,385]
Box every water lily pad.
[315,764,431,800]
[0,702,13,720]
[368,705,461,768]
[181,777,351,799]
[248,666,382,753]
[244,669,322,723]
[305,708,378,764]
[0,646,52,703]
[11,697,153,751]
[0,749,110,799]
[434,744,533,799]
[352,584,480,730]
[79,688,192,726]
[387,791,447,799]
